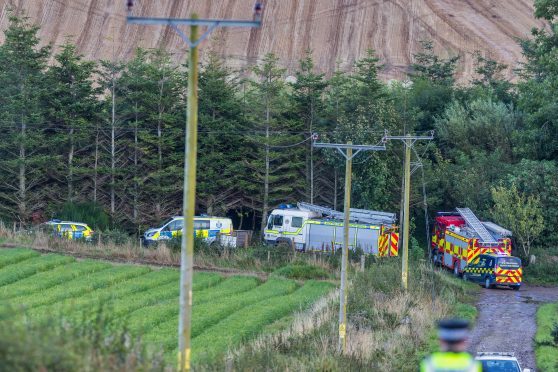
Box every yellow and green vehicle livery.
[264,202,399,256]
[463,253,522,290]
[44,219,95,241]
[142,216,233,246]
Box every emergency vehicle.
[142,216,233,247]
[264,202,399,256]
[44,220,95,241]
[463,253,522,290]
[432,208,514,276]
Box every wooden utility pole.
[313,138,386,353]
[383,131,434,290]
[126,3,263,370]
[402,135,411,290]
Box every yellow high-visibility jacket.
[420,352,482,372]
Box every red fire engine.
[431,208,512,276]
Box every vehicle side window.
[60,224,73,232]
[291,217,303,228]
[194,220,210,230]
[74,225,86,231]
[273,215,283,227]
[165,220,182,231]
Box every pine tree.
[98,59,125,219]
[0,15,50,222]
[44,42,99,204]
[290,52,327,204]
[246,54,304,231]
[197,54,250,216]
[133,49,184,224]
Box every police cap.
[437,318,470,342]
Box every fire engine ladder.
[456,207,497,243]
[297,202,396,225]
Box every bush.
[98,229,132,245]
[273,262,330,280]
[524,247,558,285]
[54,202,110,231]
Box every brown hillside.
[0,0,547,81]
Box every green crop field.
[0,249,334,364]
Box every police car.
[462,253,522,290]
[43,220,95,242]
[142,216,233,247]
[475,352,530,372]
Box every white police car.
[475,352,530,372]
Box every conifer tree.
[44,42,99,203]
[246,54,304,231]
[290,52,327,204]
[0,15,50,222]
[197,54,250,216]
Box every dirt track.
[468,284,558,371]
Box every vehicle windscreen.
[161,218,174,228]
[497,257,522,270]
[480,359,520,372]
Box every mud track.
[468,284,558,371]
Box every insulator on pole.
[253,2,264,22]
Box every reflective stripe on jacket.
[420,352,482,372]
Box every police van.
[462,253,523,290]
[142,216,233,247]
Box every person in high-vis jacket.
[420,319,482,372]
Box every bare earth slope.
[0,0,547,81]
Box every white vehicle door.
[283,215,303,235]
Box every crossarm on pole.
[127,17,262,28]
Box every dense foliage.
[0,6,556,253]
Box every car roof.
[47,220,89,227]
[476,355,518,361]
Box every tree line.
[0,3,557,256]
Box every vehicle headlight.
[145,231,156,238]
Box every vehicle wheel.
[484,277,492,289]
[512,286,520,291]
[454,264,460,277]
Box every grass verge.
[535,302,558,371]
[524,247,558,286]
[213,259,478,372]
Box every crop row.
[139,277,300,351]
[0,254,74,287]
[0,249,39,269]
[5,265,150,314]
[29,271,223,324]
[0,260,110,299]
[27,268,180,321]
[190,280,334,363]
[125,276,260,334]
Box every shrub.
[273,262,330,280]
[54,201,110,231]
[524,247,558,285]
